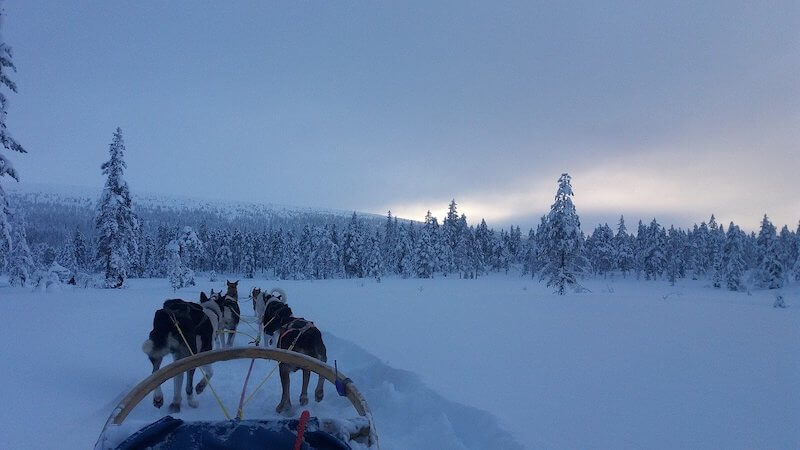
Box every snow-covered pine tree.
[414,211,437,278]
[396,222,415,278]
[240,233,255,279]
[642,219,666,280]
[177,226,204,272]
[381,211,398,275]
[0,8,25,260]
[166,239,194,290]
[522,228,536,277]
[364,230,383,281]
[755,215,784,289]
[664,226,683,285]
[94,128,138,288]
[540,173,585,294]
[7,215,33,286]
[342,212,364,278]
[588,224,615,277]
[442,200,460,274]
[614,216,634,277]
[721,222,746,291]
[794,221,800,281]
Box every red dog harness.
[277,319,315,348]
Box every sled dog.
[261,297,327,413]
[141,292,223,412]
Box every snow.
[0,275,798,449]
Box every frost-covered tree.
[364,230,383,280]
[755,215,784,289]
[240,233,255,278]
[414,211,437,278]
[664,226,683,285]
[721,223,746,291]
[166,239,194,290]
[587,224,615,277]
[177,226,204,271]
[613,216,634,277]
[642,219,666,280]
[0,9,25,260]
[94,128,138,288]
[540,173,585,294]
[7,215,33,286]
[342,212,364,278]
[396,222,415,278]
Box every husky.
[261,298,327,413]
[251,287,287,345]
[142,292,223,413]
[216,280,241,348]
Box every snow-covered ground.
[1,275,798,449]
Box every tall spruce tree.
[540,173,585,294]
[0,8,25,259]
[94,128,138,288]
[7,215,33,286]
[721,222,746,291]
[755,214,784,289]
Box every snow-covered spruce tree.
[94,128,138,288]
[342,212,364,278]
[614,216,634,277]
[664,226,683,285]
[777,225,795,272]
[721,222,746,291]
[396,222,415,278]
[540,173,586,294]
[794,221,800,281]
[240,233,255,279]
[7,215,33,286]
[442,199,460,274]
[177,226,204,271]
[642,219,666,280]
[414,211,437,278]
[72,227,88,273]
[522,228,537,277]
[755,215,784,289]
[166,239,194,290]
[364,230,383,281]
[588,224,615,277]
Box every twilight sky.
[4,1,799,231]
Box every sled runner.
[95,347,378,449]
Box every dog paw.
[195,381,206,394]
[315,390,324,403]
[187,395,199,408]
[275,401,291,413]
[168,402,181,413]
[299,394,308,406]
[153,395,164,409]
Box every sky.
[3,1,799,231]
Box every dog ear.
[234,280,240,285]
[200,292,208,302]
[210,288,215,295]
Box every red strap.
[293,410,311,450]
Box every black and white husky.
[250,287,287,345]
[141,292,223,413]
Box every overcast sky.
[4,1,799,231]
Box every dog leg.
[186,368,198,408]
[168,370,184,413]
[276,363,292,413]
[226,329,235,347]
[150,356,164,408]
[300,369,310,405]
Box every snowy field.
[1,275,798,449]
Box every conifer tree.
[614,216,634,277]
[721,222,746,291]
[755,215,784,289]
[364,230,384,281]
[415,211,437,278]
[0,9,25,259]
[540,173,585,294]
[94,128,138,288]
[7,215,33,286]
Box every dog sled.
[95,347,379,449]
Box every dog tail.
[143,308,171,355]
[270,287,287,303]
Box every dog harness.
[277,318,315,348]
